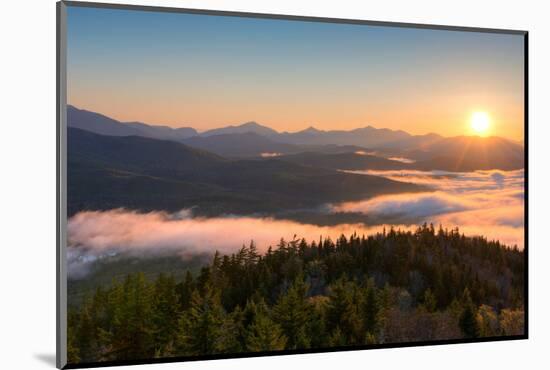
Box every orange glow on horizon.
[67,99,524,142]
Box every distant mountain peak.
[240,121,262,127]
[67,104,197,139]
[200,121,279,137]
[302,126,322,133]
[356,125,407,135]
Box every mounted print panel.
[57,1,527,368]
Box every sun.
[470,111,491,136]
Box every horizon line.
[67,103,524,142]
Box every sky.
[67,6,525,140]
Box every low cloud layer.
[68,209,366,256]
[67,169,524,278]
[388,157,416,164]
[354,150,377,156]
[332,192,472,218]
[332,169,524,248]
[67,210,409,278]
[260,152,282,157]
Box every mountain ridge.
[66,105,524,171]
[67,105,198,140]
[67,127,426,217]
[67,105,522,149]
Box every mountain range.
[67,105,197,140]
[278,136,524,172]
[67,105,441,150]
[67,105,524,171]
[68,127,425,217]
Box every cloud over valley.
[67,169,524,278]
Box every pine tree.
[307,296,328,348]
[67,310,81,363]
[459,288,479,338]
[422,288,437,313]
[363,280,380,336]
[75,301,95,362]
[459,305,479,338]
[326,278,363,344]
[245,306,287,351]
[328,326,346,346]
[176,284,230,355]
[151,274,181,356]
[177,271,195,310]
[272,278,312,349]
[216,310,243,353]
[92,274,156,360]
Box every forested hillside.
[67,225,525,364]
[67,127,425,216]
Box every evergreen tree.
[67,310,81,363]
[151,274,181,356]
[177,271,195,310]
[325,278,363,344]
[459,288,479,338]
[66,226,525,363]
[307,296,328,348]
[245,305,287,351]
[75,302,95,361]
[328,326,346,346]
[363,280,380,336]
[272,278,312,349]
[422,288,437,313]
[176,284,230,355]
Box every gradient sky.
[67,6,525,140]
